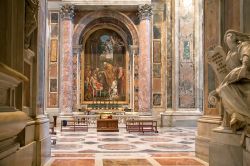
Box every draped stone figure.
[208,30,250,133]
[25,0,39,49]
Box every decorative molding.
[137,4,153,21]
[72,45,83,54]
[24,49,35,62]
[129,45,139,56]
[60,4,75,20]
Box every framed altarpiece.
[80,29,129,104]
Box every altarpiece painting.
[81,29,128,103]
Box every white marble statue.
[208,30,250,133]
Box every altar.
[97,119,119,132]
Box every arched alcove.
[72,10,139,47]
[72,10,139,106]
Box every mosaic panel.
[153,64,161,78]
[50,79,57,92]
[153,93,161,106]
[51,12,59,23]
[153,25,161,39]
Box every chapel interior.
[1,0,250,166]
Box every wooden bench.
[126,120,158,133]
[61,118,88,132]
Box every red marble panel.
[103,159,152,166]
[51,159,94,166]
[153,78,161,92]
[49,63,57,78]
[48,93,58,107]
[155,158,205,166]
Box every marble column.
[137,4,152,114]
[59,5,74,114]
[33,0,51,165]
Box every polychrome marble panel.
[153,93,161,106]
[50,39,58,62]
[153,41,161,63]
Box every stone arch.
[72,10,139,47]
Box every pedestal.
[244,136,250,166]
[209,128,244,166]
[195,116,221,162]
[161,110,202,127]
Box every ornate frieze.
[60,4,75,20]
[137,4,152,21]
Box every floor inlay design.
[45,127,208,166]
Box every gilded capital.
[137,4,152,21]
[60,4,75,20]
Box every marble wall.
[46,0,204,116]
[152,1,165,109]
[174,0,196,108]
[47,12,60,108]
[0,0,51,165]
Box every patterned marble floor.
[45,127,208,166]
